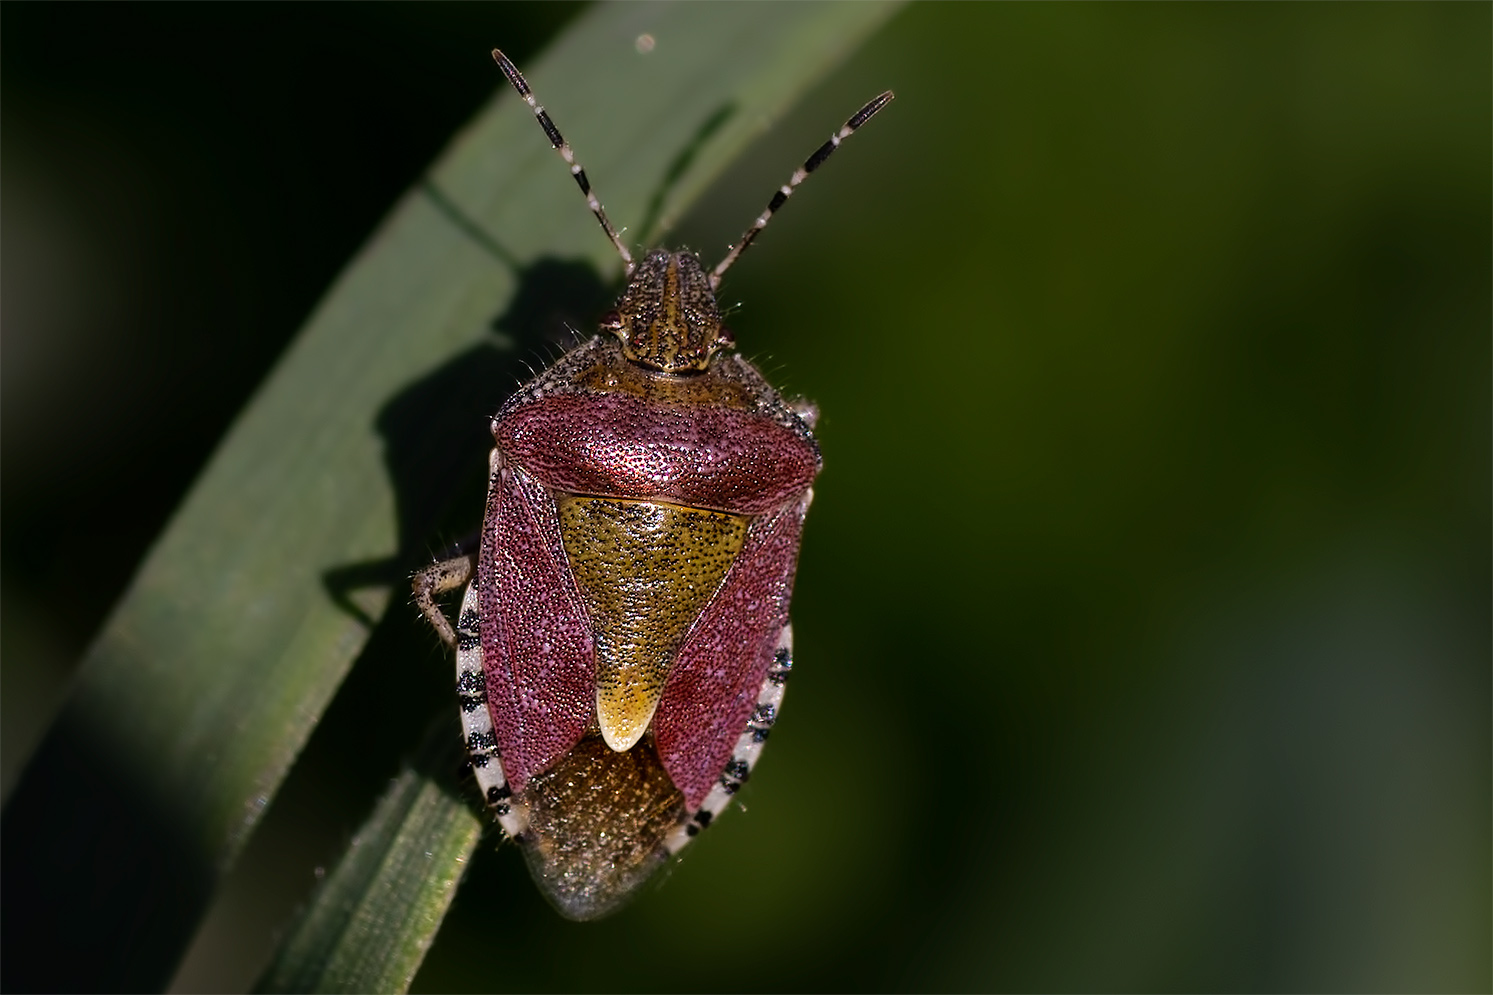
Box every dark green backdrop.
[4,3,1488,991]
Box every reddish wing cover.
[495,393,818,515]
[478,467,595,792]
[653,495,809,810]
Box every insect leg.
[788,398,820,431]
[412,551,477,648]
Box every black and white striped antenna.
[493,47,893,288]
[709,90,894,290]
[492,48,636,273]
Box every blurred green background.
[4,3,1488,992]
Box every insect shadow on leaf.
[307,100,767,870]
[321,100,743,630]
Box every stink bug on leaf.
[413,48,893,920]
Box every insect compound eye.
[598,309,625,335]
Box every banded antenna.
[709,89,895,290]
[494,47,894,289]
[492,48,636,273]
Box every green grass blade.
[1,3,902,991]
[255,6,903,989]
[254,723,480,995]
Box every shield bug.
[413,48,892,920]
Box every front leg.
[413,552,476,648]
